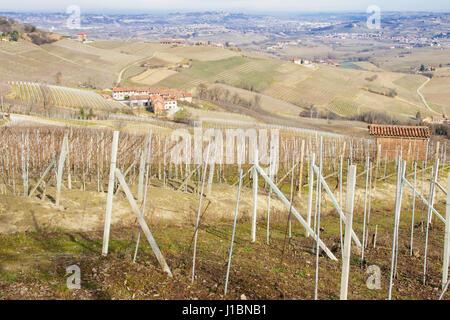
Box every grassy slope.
[0,39,158,89]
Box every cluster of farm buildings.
[110,87,192,115]
[292,57,340,67]
[160,39,239,51]
[422,115,450,124]
[160,39,225,47]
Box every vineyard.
[0,120,450,300]
[8,82,126,111]
[150,53,432,120]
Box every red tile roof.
[368,124,430,138]
[113,87,190,100]
[150,95,163,101]
[129,95,150,100]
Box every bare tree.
[39,83,52,109]
[55,72,62,85]
[253,95,261,108]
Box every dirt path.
[116,53,155,86]
[417,77,439,115]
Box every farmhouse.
[422,116,449,124]
[149,95,178,115]
[368,124,431,161]
[77,33,88,41]
[292,57,311,65]
[160,39,183,45]
[112,87,192,103]
[129,95,151,108]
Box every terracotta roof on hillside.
[129,95,150,100]
[150,95,163,101]
[113,87,189,98]
[368,124,430,138]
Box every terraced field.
[326,97,360,116]
[156,56,283,92]
[131,68,178,86]
[9,82,125,111]
[152,53,438,119]
[0,39,157,89]
[158,46,240,61]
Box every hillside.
[128,47,445,120]
[0,37,448,121]
[0,39,158,89]
[0,16,60,45]
[8,82,126,111]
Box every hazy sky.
[0,0,449,13]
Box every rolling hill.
[141,51,445,120]
[0,31,448,122]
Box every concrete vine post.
[224,168,243,296]
[361,155,370,267]
[423,158,439,284]
[306,153,315,237]
[55,132,69,207]
[314,136,323,300]
[251,148,259,243]
[102,131,119,256]
[410,161,417,256]
[442,173,450,289]
[191,142,211,283]
[388,158,406,299]
[134,132,152,263]
[340,164,357,300]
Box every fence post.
[410,161,417,256]
[224,169,243,295]
[361,155,370,267]
[115,168,172,277]
[55,132,69,207]
[297,139,305,199]
[442,173,450,289]
[252,148,259,243]
[423,158,439,284]
[340,164,356,300]
[388,158,405,299]
[137,141,147,203]
[102,131,119,256]
[306,153,315,237]
[191,143,211,283]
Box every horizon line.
[1,9,450,15]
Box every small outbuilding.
[368,124,431,161]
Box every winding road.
[417,77,439,114]
[116,53,156,86]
